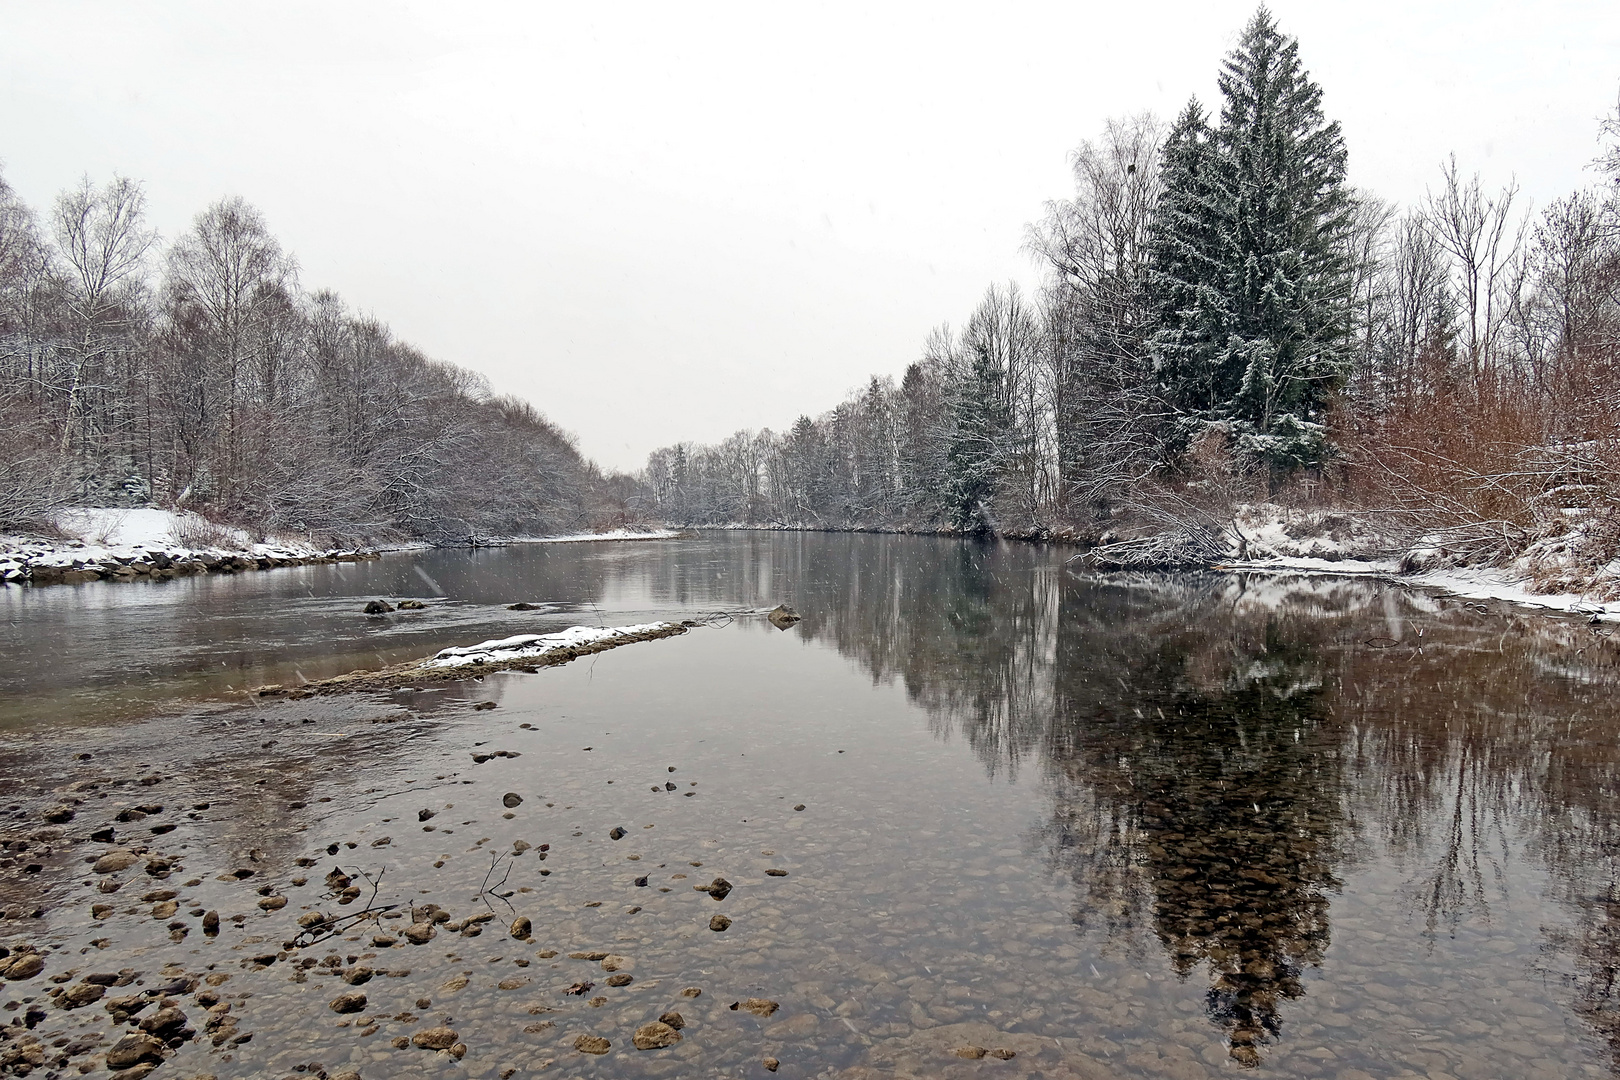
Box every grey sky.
[1,1,1616,471]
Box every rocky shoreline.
[10,548,382,588]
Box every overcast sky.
[1,1,1617,471]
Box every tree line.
[643,9,1620,570]
[0,179,625,540]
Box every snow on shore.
[1214,504,1620,622]
[507,529,680,544]
[0,507,371,585]
[426,623,681,668]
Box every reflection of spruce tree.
[1044,609,1346,1068]
[1137,680,1340,1066]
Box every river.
[1,532,1617,1079]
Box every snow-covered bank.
[1,507,379,587]
[505,528,680,544]
[1214,503,1620,622]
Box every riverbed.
[2,533,1619,1079]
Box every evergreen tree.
[944,341,1010,532]
[1146,8,1354,469]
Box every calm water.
[3,533,1620,1079]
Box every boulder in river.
[396,599,426,610]
[362,600,393,615]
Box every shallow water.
[3,533,1620,1079]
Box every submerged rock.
[730,998,778,1018]
[329,991,367,1013]
[362,600,394,614]
[396,599,426,610]
[94,850,140,873]
[696,877,733,901]
[632,1021,682,1050]
[574,1034,611,1054]
[105,1033,166,1069]
[412,1026,458,1050]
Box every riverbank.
[1,511,683,589]
[678,506,1620,622]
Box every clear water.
[2,533,1619,1079]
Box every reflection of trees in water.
[626,534,1620,1068]
[1037,580,1349,1065]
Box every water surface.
[2,533,1618,1079]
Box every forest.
[4,9,1617,580]
[643,11,1620,582]
[0,180,630,543]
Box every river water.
[2,532,1619,1079]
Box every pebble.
[94,850,140,873]
[1,953,44,980]
[609,826,627,840]
[411,1025,459,1050]
[793,804,806,811]
[403,922,435,944]
[61,982,105,1008]
[632,1021,682,1050]
[510,916,532,939]
[105,1033,166,1069]
[764,1057,781,1072]
[710,914,733,932]
[329,991,368,1013]
[574,1034,611,1054]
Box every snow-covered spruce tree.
[1145,8,1354,470]
[944,337,1011,533]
